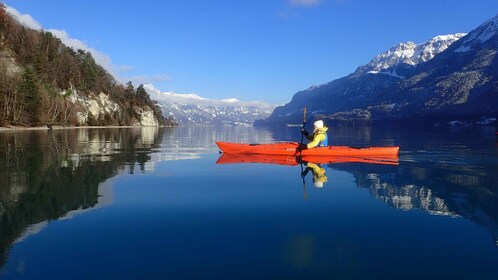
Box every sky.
[3,0,498,105]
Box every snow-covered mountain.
[356,33,467,78]
[262,13,498,126]
[455,16,498,53]
[144,84,275,125]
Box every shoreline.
[0,125,174,131]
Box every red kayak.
[216,141,399,158]
[216,153,399,166]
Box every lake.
[0,125,498,279]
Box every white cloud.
[127,74,172,85]
[46,29,113,72]
[118,65,135,72]
[5,6,114,72]
[4,5,156,85]
[279,0,321,18]
[289,0,321,7]
[5,6,42,30]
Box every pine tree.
[20,67,42,125]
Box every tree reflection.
[0,128,165,267]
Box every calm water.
[0,125,498,279]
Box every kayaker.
[300,161,328,188]
[300,120,329,149]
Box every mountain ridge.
[260,14,498,127]
[145,84,275,125]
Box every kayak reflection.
[216,153,399,166]
[216,153,398,197]
[300,161,327,188]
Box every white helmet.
[313,120,324,129]
[314,181,324,188]
[313,120,324,132]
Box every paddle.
[299,107,307,157]
[300,162,308,200]
[299,107,308,200]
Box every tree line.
[0,4,175,127]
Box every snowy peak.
[144,84,275,125]
[144,84,207,104]
[358,33,466,78]
[455,15,498,53]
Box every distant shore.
[0,125,172,131]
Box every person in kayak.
[301,120,329,149]
[300,161,328,188]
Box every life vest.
[317,130,328,147]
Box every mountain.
[145,84,275,125]
[0,4,168,128]
[356,33,466,78]
[260,15,498,126]
[382,16,498,120]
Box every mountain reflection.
[268,125,498,245]
[333,158,498,245]
[0,128,165,267]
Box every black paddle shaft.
[299,107,307,156]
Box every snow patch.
[362,33,466,73]
[455,15,498,53]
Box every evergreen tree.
[20,67,42,125]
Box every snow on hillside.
[360,33,466,77]
[455,15,498,53]
[144,84,275,125]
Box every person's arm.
[307,162,325,175]
[306,133,324,148]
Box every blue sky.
[3,0,498,104]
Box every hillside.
[260,15,498,126]
[0,4,173,127]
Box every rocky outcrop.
[63,85,160,127]
[133,106,159,126]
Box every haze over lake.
[1,125,498,279]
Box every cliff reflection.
[335,159,498,245]
[268,125,498,245]
[0,128,164,267]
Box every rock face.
[133,106,159,127]
[261,15,498,126]
[67,85,159,127]
[145,84,274,126]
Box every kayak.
[216,141,399,158]
[216,153,399,166]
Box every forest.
[0,4,174,127]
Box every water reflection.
[0,126,278,269]
[316,156,498,245]
[0,125,497,277]
[300,162,328,188]
[346,127,494,245]
[0,128,165,267]
[224,125,498,246]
